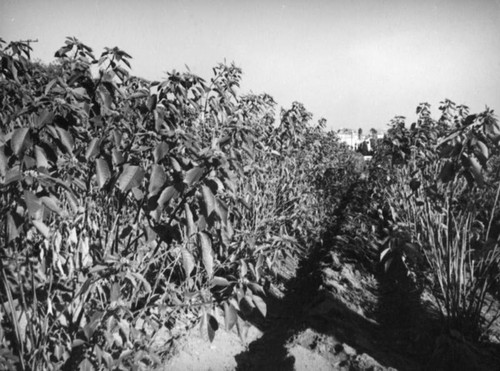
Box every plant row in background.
[370,100,500,341]
[0,38,352,370]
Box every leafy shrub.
[0,37,347,370]
[374,101,500,340]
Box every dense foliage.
[2,36,498,370]
[0,38,354,370]
[371,100,500,340]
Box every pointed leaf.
[211,276,229,287]
[130,272,152,295]
[198,232,214,277]
[201,185,216,216]
[35,145,49,168]
[95,158,111,189]
[55,127,74,154]
[5,168,22,185]
[224,302,238,331]
[149,164,166,196]
[171,157,182,172]
[207,314,218,343]
[99,89,112,110]
[184,166,204,186]
[0,146,7,177]
[84,311,104,341]
[252,295,267,317]
[112,149,124,166]
[247,282,266,297]
[85,138,100,160]
[132,187,144,201]
[112,130,122,147]
[475,140,489,162]
[157,185,179,210]
[154,142,169,163]
[33,220,51,239]
[24,191,43,219]
[45,78,59,95]
[146,94,157,112]
[468,155,484,186]
[65,189,80,214]
[181,248,195,277]
[110,283,120,304]
[36,110,54,127]
[185,203,196,237]
[11,127,30,156]
[438,161,455,183]
[117,165,145,192]
[41,195,63,216]
[216,199,228,224]
[240,295,255,315]
[384,257,394,273]
[7,212,20,242]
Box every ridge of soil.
[161,180,500,371]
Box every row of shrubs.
[0,37,356,370]
[370,101,500,341]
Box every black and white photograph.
[1,1,500,370]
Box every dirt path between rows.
[160,181,500,371]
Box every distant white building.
[337,131,364,149]
[336,129,384,151]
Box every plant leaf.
[112,149,124,166]
[0,146,7,177]
[154,142,169,163]
[7,212,20,242]
[181,248,195,278]
[252,295,267,317]
[184,166,204,186]
[32,220,51,239]
[438,161,455,183]
[55,127,74,154]
[247,282,266,297]
[146,94,157,112]
[185,203,196,237]
[211,276,229,287]
[157,185,180,210]
[207,314,218,343]
[35,145,49,168]
[216,199,228,224]
[117,164,145,192]
[41,195,63,216]
[78,358,94,371]
[85,138,101,160]
[4,168,21,185]
[110,283,120,304]
[36,110,54,127]
[240,295,255,315]
[148,164,166,196]
[99,89,112,110]
[11,127,30,156]
[24,191,43,219]
[466,155,484,187]
[224,302,238,331]
[201,185,216,216]
[95,158,111,189]
[475,140,489,163]
[198,232,214,277]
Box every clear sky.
[1,0,499,131]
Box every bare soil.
[160,249,500,370]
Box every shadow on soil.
[234,180,500,371]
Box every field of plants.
[1,38,499,370]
